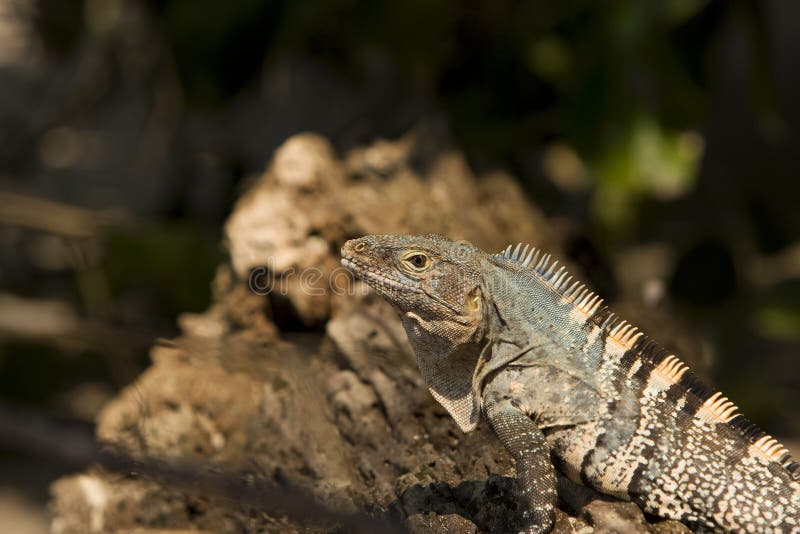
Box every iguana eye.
[401,252,432,272]
[409,254,426,267]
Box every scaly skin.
[341,233,800,533]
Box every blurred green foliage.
[103,224,221,317]
[134,0,773,237]
[754,281,800,342]
[30,1,781,241]
[0,342,109,407]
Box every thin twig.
[0,190,128,237]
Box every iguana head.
[341,233,485,324]
[341,233,489,431]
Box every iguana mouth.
[340,256,423,295]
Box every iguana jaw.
[340,255,424,296]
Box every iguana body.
[341,234,800,532]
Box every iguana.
[340,233,800,533]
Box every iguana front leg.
[485,395,557,534]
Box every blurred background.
[1,0,799,531]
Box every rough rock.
[50,125,697,533]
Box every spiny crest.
[654,354,690,383]
[496,243,603,316]
[497,242,800,481]
[699,391,739,423]
[728,417,799,472]
[603,305,800,479]
[600,314,644,350]
[753,435,790,462]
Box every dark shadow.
[393,476,518,533]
